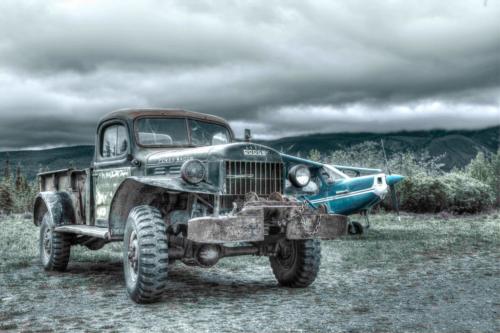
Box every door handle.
[336,190,349,195]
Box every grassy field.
[0,212,499,332]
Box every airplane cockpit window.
[322,165,349,183]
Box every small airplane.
[281,153,404,235]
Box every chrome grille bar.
[224,160,283,196]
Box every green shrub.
[398,175,448,213]
[0,183,14,215]
[442,173,495,214]
[311,142,446,177]
[494,151,500,207]
[466,150,500,207]
[466,152,493,183]
[0,162,38,215]
[397,173,494,214]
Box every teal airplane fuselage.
[281,154,404,216]
[307,175,385,215]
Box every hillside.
[0,126,498,180]
[0,146,95,181]
[259,126,499,169]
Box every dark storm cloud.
[0,0,499,149]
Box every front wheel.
[348,221,364,235]
[270,239,321,288]
[123,206,169,303]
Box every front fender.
[33,192,76,226]
[125,176,221,195]
[107,177,220,239]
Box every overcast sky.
[0,0,499,150]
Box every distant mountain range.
[258,126,499,169]
[0,126,498,180]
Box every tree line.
[0,160,38,216]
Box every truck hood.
[146,142,283,165]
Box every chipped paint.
[94,167,131,221]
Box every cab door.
[93,121,132,227]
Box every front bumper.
[187,200,348,244]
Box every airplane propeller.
[390,184,399,221]
[381,139,403,222]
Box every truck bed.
[38,168,91,225]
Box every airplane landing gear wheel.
[348,221,363,235]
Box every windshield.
[324,165,350,180]
[136,117,231,147]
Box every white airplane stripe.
[309,188,375,203]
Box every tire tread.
[270,239,321,288]
[124,205,169,304]
[40,214,72,272]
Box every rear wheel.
[270,239,321,288]
[39,213,72,271]
[123,206,169,303]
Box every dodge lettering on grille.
[243,149,268,156]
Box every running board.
[54,225,109,239]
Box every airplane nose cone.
[386,174,404,186]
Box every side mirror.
[244,128,252,142]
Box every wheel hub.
[127,231,139,282]
[43,227,52,257]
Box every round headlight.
[180,159,205,184]
[289,164,311,187]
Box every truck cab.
[33,108,347,303]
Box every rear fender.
[33,192,76,226]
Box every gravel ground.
[0,213,499,332]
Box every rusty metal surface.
[286,213,348,240]
[37,168,74,177]
[187,207,265,244]
[187,197,347,243]
[245,200,302,207]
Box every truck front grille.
[223,160,283,199]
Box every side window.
[101,124,129,158]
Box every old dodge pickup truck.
[34,108,347,303]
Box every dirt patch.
[0,213,499,332]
